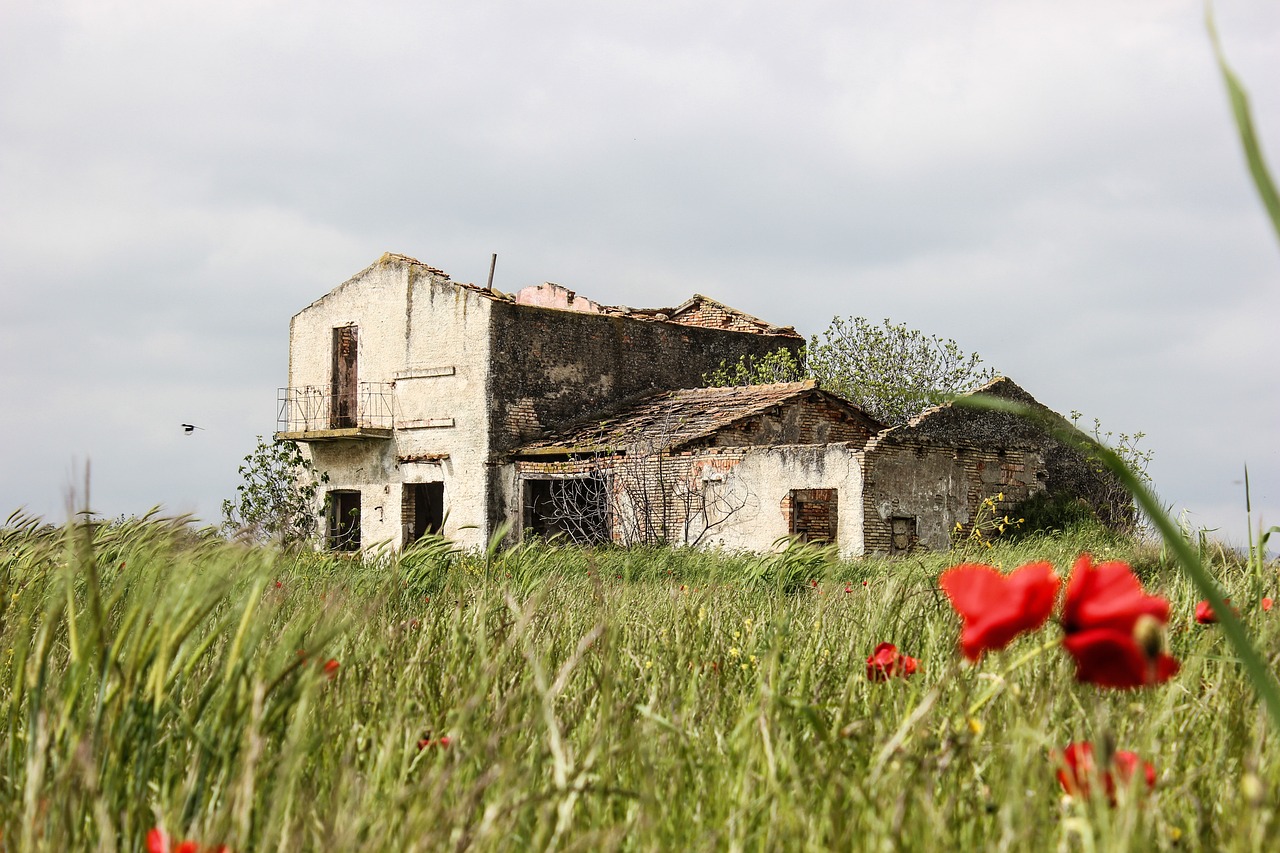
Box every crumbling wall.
[860,377,1130,554]
[698,395,879,448]
[486,301,802,450]
[486,301,802,537]
[670,298,770,333]
[711,444,865,557]
[861,442,1044,553]
[512,443,864,556]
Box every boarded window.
[890,516,917,555]
[523,477,609,545]
[403,482,444,544]
[329,490,361,552]
[331,325,358,428]
[789,488,837,543]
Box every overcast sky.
[2,0,1278,548]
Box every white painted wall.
[698,444,865,559]
[286,256,494,552]
[396,269,493,549]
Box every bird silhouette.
[181,424,204,435]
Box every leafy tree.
[705,317,995,427]
[222,437,329,546]
[703,347,806,387]
[807,317,995,426]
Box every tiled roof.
[514,381,875,456]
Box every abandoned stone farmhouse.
[277,253,1117,557]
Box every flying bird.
[181,423,204,435]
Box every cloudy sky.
[2,0,1278,547]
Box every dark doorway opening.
[789,488,838,543]
[329,490,361,552]
[522,477,609,545]
[403,482,444,544]
[331,325,358,428]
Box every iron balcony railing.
[277,382,395,433]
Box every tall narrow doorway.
[404,482,444,543]
[329,491,361,552]
[331,325,358,428]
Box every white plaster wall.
[287,258,412,395]
[286,256,494,552]
[307,439,402,553]
[699,444,865,559]
[394,272,493,550]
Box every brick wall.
[861,441,1043,554]
[670,300,769,334]
[486,301,801,453]
[700,394,879,448]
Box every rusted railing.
[277,382,395,433]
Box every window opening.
[789,488,837,543]
[403,482,444,543]
[522,476,609,545]
[890,516,917,555]
[329,490,361,552]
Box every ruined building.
[277,253,1120,556]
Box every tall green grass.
[2,511,1276,850]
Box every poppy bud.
[1132,614,1165,661]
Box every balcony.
[275,382,395,441]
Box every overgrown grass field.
[1,513,1277,851]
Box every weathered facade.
[279,255,1119,557]
[509,383,881,557]
[508,377,1119,558]
[277,253,803,551]
[859,377,1119,553]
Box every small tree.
[807,317,994,427]
[706,318,995,427]
[1066,411,1154,532]
[703,348,806,387]
[222,437,329,547]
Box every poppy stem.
[967,638,1059,716]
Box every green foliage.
[807,317,995,426]
[1208,5,1280,245]
[4,514,1280,849]
[1068,410,1155,531]
[1069,411,1154,486]
[703,347,807,386]
[703,319,995,428]
[222,437,328,547]
[1005,491,1101,539]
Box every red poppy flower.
[323,659,340,678]
[866,642,920,681]
[938,562,1060,661]
[147,829,205,853]
[417,732,451,749]
[1055,742,1156,803]
[1059,556,1178,688]
[1060,628,1181,689]
[1195,599,1220,624]
[1264,597,1274,612]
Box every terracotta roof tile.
[514,381,878,456]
